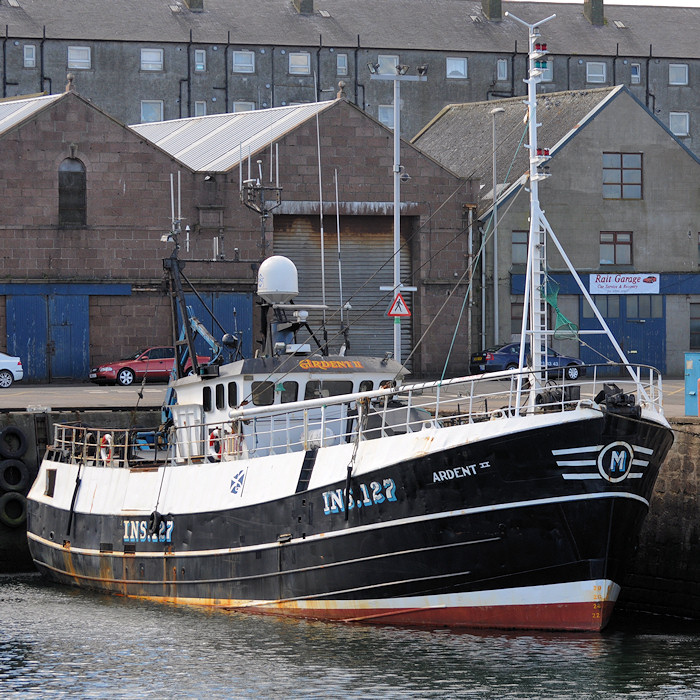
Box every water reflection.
[1,575,699,699]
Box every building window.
[511,300,524,336]
[232,50,255,73]
[232,101,255,112]
[289,52,311,75]
[446,57,468,79]
[627,295,662,319]
[600,232,632,266]
[140,100,163,122]
[377,105,394,129]
[194,101,207,117]
[512,231,528,265]
[377,55,398,75]
[669,63,688,86]
[58,158,86,227]
[691,304,700,349]
[68,46,91,70]
[586,61,606,83]
[583,295,620,319]
[602,152,642,200]
[336,53,348,76]
[194,49,206,72]
[23,45,36,68]
[630,63,641,84]
[540,60,553,82]
[670,112,690,136]
[141,48,164,71]
[497,58,508,81]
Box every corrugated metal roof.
[0,94,64,136]
[130,101,338,172]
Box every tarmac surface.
[0,377,690,418]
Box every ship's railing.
[46,363,665,467]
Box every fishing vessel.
[25,14,673,631]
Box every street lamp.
[491,106,505,346]
[370,63,427,364]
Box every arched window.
[59,158,86,226]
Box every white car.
[0,352,24,388]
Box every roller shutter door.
[274,215,412,367]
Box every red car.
[89,346,210,386]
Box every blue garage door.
[7,294,90,381]
[184,292,253,360]
[579,294,665,374]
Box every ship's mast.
[506,11,556,398]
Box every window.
[627,295,662,319]
[252,381,274,406]
[141,48,164,71]
[68,46,91,70]
[600,232,632,265]
[280,381,298,403]
[377,105,394,129]
[140,100,163,123]
[232,50,255,73]
[586,61,606,83]
[232,101,255,112]
[630,63,641,84]
[24,45,36,68]
[58,158,86,227]
[446,57,468,79]
[203,386,212,412]
[336,53,348,76]
[194,101,207,117]
[583,295,620,319]
[691,304,700,349]
[45,469,56,498]
[289,52,311,75]
[377,55,398,75]
[602,152,642,200]
[304,380,353,400]
[228,382,238,408]
[194,49,206,72]
[669,63,688,86]
[670,112,689,136]
[512,231,528,265]
[497,58,508,81]
[511,301,524,336]
[215,384,225,410]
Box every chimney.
[482,0,502,21]
[182,0,204,11]
[584,0,604,26]
[293,0,314,14]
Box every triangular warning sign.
[387,292,411,317]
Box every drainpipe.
[187,29,192,116]
[355,34,365,109]
[2,26,7,98]
[645,44,652,110]
[41,26,51,94]
[316,34,322,101]
[271,46,275,107]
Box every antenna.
[334,168,344,324]
[316,107,327,337]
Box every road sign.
[387,292,411,317]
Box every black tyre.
[0,425,28,459]
[117,368,135,386]
[565,365,580,380]
[0,369,13,389]
[0,459,29,492]
[0,492,27,528]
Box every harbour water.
[2,574,699,699]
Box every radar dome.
[257,256,298,304]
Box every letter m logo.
[610,450,627,473]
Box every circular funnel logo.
[597,441,634,483]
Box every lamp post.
[370,62,427,364]
[491,106,505,346]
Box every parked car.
[89,346,210,386]
[469,343,585,380]
[0,352,24,388]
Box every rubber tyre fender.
[0,492,27,528]
[0,458,30,492]
[0,425,28,459]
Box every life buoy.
[0,492,27,528]
[0,458,30,493]
[0,425,28,459]
[208,428,222,462]
[99,433,113,466]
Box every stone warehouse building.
[0,90,469,382]
[414,85,700,376]
[0,0,698,154]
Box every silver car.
[0,352,24,388]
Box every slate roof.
[0,0,698,58]
[130,101,339,172]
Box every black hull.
[27,411,673,630]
